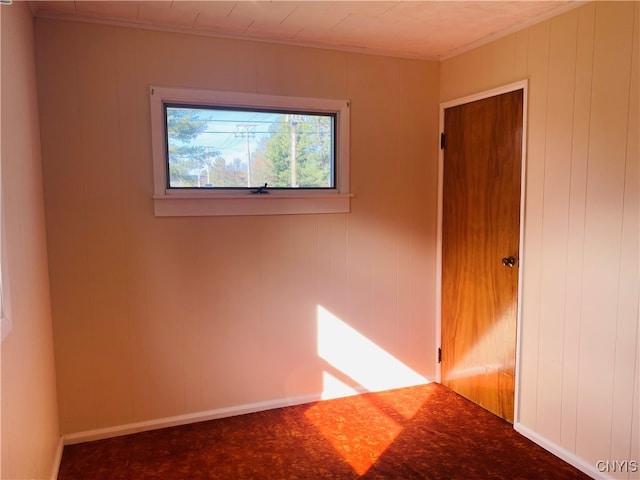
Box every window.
[165,106,335,190]
[150,86,351,216]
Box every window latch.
[251,183,270,194]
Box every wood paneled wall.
[35,19,440,435]
[441,2,638,476]
[1,3,60,479]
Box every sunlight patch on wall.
[316,305,427,393]
[320,371,361,400]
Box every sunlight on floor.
[305,306,432,475]
[305,388,403,476]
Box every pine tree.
[166,108,218,187]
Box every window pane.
[165,106,335,189]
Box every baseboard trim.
[62,387,373,446]
[514,422,607,480]
[50,436,64,480]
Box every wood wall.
[1,2,60,479]
[34,18,441,436]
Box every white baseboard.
[62,387,372,446]
[514,422,607,480]
[50,436,64,480]
[61,380,440,446]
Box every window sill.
[153,193,353,217]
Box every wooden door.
[441,89,523,423]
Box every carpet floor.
[58,383,592,479]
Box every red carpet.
[58,383,592,479]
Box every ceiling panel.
[231,2,301,37]
[138,2,199,28]
[75,1,141,20]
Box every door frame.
[435,79,529,424]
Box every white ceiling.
[27,1,583,60]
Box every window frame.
[149,86,351,216]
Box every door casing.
[435,80,528,424]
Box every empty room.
[1,1,637,479]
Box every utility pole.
[236,124,257,187]
[286,114,303,187]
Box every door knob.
[502,256,516,267]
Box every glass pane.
[165,106,335,189]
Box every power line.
[235,124,258,187]
[202,130,276,134]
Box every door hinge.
[440,132,445,150]
[437,347,442,364]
